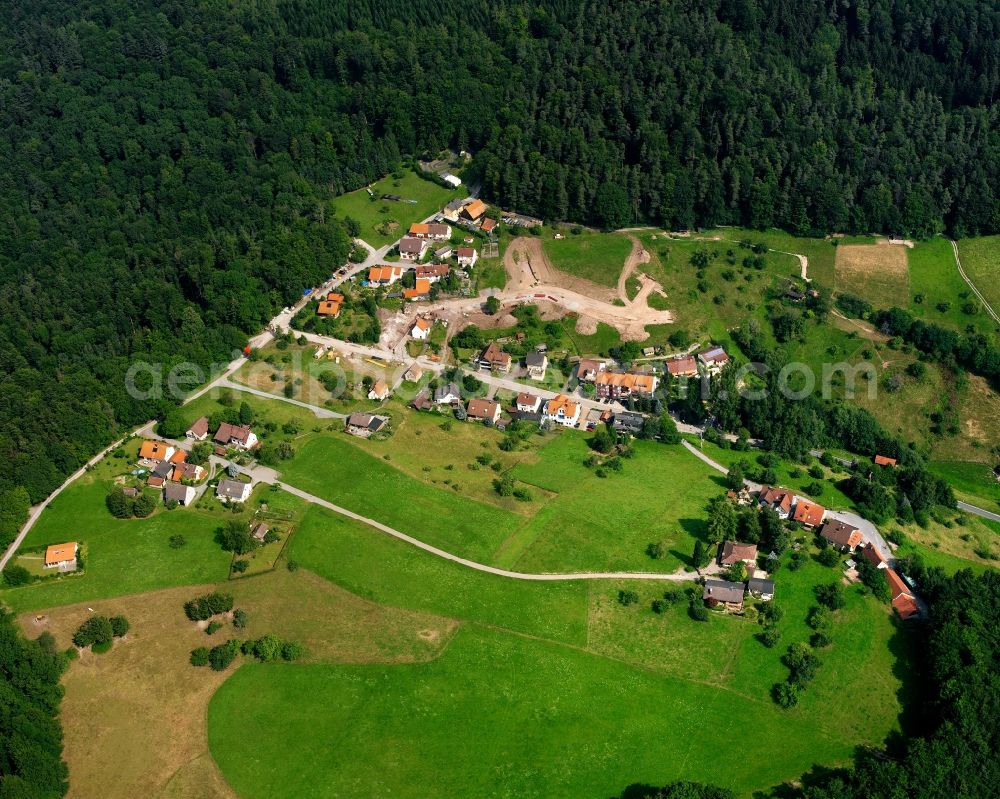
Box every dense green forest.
[0,610,68,798]
[3,0,1000,512]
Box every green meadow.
[331,170,462,247]
[208,501,908,799]
[540,228,633,286]
[956,235,1000,324]
[1,457,232,613]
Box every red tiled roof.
[719,540,758,565]
[861,541,887,567]
[466,398,499,420]
[792,500,826,527]
[875,454,898,467]
[667,357,698,375]
[892,593,919,619]
[759,486,793,513]
[885,568,912,599]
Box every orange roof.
[481,218,497,232]
[403,278,431,299]
[759,485,793,513]
[861,541,887,567]
[892,593,920,619]
[885,568,913,600]
[169,449,187,464]
[45,542,77,566]
[409,222,429,236]
[327,292,344,303]
[593,371,657,394]
[318,300,341,316]
[874,455,897,467]
[368,265,403,283]
[792,499,826,527]
[464,199,487,219]
[414,317,432,331]
[667,357,699,376]
[139,440,170,460]
[545,394,579,418]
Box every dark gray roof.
[525,351,546,367]
[163,482,189,502]
[152,460,173,479]
[434,383,462,402]
[702,579,746,604]
[748,577,775,595]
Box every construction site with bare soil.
[381,233,674,355]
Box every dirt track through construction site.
[500,237,673,340]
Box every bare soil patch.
[504,237,617,302]
[835,243,909,306]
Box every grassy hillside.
[207,504,908,799]
[331,170,462,247]
[540,229,633,286]
[956,236,1000,322]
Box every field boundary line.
[951,238,1000,325]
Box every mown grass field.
[540,228,633,286]
[281,419,725,574]
[207,502,908,799]
[909,237,997,340]
[507,435,721,572]
[279,434,528,563]
[19,569,454,799]
[956,235,1000,323]
[1,457,233,613]
[330,170,462,247]
[927,460,1000,511]
[834,242,910,308]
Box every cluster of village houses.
[386,341,732,434]
[316,198,501,317]
[40,418,264,576]
[126,417,263,510]
[705,481,918,619]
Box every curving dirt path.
[504,237,617,302]
[679,232,810,281]
[496,237,674,340]
[951,238,1000,325]
[276,480,698,582]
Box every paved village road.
[681,441,896,562]
[958,500,1000,523]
